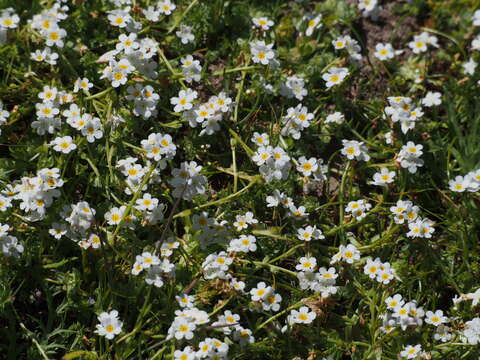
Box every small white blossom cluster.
[407,218,435,239]
[264,190,313,220]
[141,132,177,164]
[116,157,157,196]
[363,257,399,284]
[169,161,207,200]
[233,211,258,231]
[448,168,480,192]
[385,96,424,134]
[180,55,202,83]
[381,294,425,332]
[297,225,325,241]
[341,140,370,161]
[176,25,194,44]
[331,243,361,264]
[32,85,62,136]
[135,192,166,226]
[250,282,282,312]
[281,103,314,139]
[332,35,361,62]
[131,251,175,288]
[65,105,104,144]
[168,299,255,354]
[297,263,339,298]
[0,223,23,258]
[462,317,480,344]
[228,234,257,253]
[182,92,233,136]
[125,84,160,119]
[252,145,292,182]
[2,168,64,222]
[192,212,230,249]
[202,251,233,280]
[119,162,151,196]
[55,201,103,250]
[29,3,68,49]
[345,199,372,220]
[390,199,435,240]
[142,1,176,21]
[100,33,160,85]
[279,75,308,101]
[325,111,344,124]
[397,141,424,173]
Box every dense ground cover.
[0,0,480,359]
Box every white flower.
[398,141,424,173]
[374,43,395,60]
[322,67,349,88]
[116,33,139,53]
[296,157,318,177]
[0,11,19,29]
[74,77,93,93]
[400,344,422,359]
[171,88,197,112]
[341,140,370,161]
[252,17,274,31]
[95,310,123,339]
[474,10,480,26]
[372,167,396,186]
[251,132,270,147]
[296,256,317,271]
[448,175,470,192]
[466,288,480,306]
[50,136,77,154]
[325,111,344,124]
[463,58,477,75]
[250,282,272,301]
[364,258,381,279]
[421,91,442,107]
[174,346,196,360]
[81,117,103,143]
[408,32,433,54]
[290,306,316,324]
[176,293,195,308]
[108,9,131,28]
[297,225,324,242]
[425,310,448,326]
[304,14,322,36]
[176,25,194,44]
[359,0,378,13]
[463,317,480,344]
[45,26,66,48]
[330,244,361,264]
[158,0,176,15]
[250,40,276,65]
[385,294,404,310]
[173,318,195,340]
